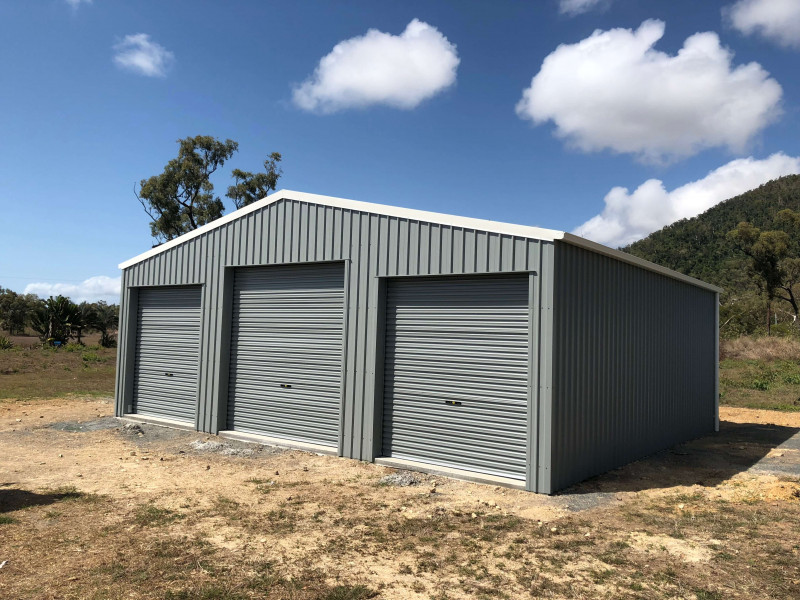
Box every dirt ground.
[1,398,799,599]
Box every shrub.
[0,336,13,350]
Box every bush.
[0,336,13,350]
[82,352,102,363]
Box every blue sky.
[1,0,799,302]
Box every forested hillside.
[622,175,800,335]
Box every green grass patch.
[322,585,377,600]
[720,358,800,411]
[135,505,182,527]
[0,345,116,401]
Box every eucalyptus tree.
[136,136,283,243]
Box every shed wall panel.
[551,242,717,492]
[116,199,546,464]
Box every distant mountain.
[623,175,800,296]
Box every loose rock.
[379,472,421,487]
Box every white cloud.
[65,0,92,8]
[573,153,800,247]
[726,0,800,48]
[24,276,121,304]
[559,0,607,16]
[113,33,174,77]
[516,20,783,162]
[293,19,459,113]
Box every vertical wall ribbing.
[550,242,717,492]
[118,199,545,460]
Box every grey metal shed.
[115,190,721,493]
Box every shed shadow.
[561,419,800,497]
[0,484,84,513]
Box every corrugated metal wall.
[115,198,549,472]
[550,242,717,492]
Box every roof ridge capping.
[118,189,722,293]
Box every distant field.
[2,331,800,412]
[720,359,800,412]
[0,335,116,400]
[720,336,800,412]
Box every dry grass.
[0,344,116,400]
[1,399,800,599]
[721,335,800,361]
[720,357,800,412]
[8,484,799,599]
[719,335,800,412]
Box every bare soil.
[1,400,799,599]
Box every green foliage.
[136,135,237,242]
[20,296,118,347]
[30,295,78,345]
[226,152,282,209]
[136,135,283,242]
[0,287,42,335]
[71,302,94,345]
[90,301,119,348]
[625,175,800,335]
[728,210,800,330]
[0,335,13,350]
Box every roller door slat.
[133,287,201,424]
[382,275,530,480]
[227,263,344,448]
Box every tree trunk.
[767,302,771,336]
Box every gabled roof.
[119,189,722,293]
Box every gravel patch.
[119,423,145,436]
[49,417,119,433]
[379,471,422,487]
[189,439,256,457]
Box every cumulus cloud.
[24,276,121,304]
[113,33,174,77]
[559,0,607,16]
[573,153,800,247]
[726,0,800,48]
[516,20,783,162]
[293,19,459,113]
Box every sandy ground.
[1,399,799,599]
[0,397,571,522]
